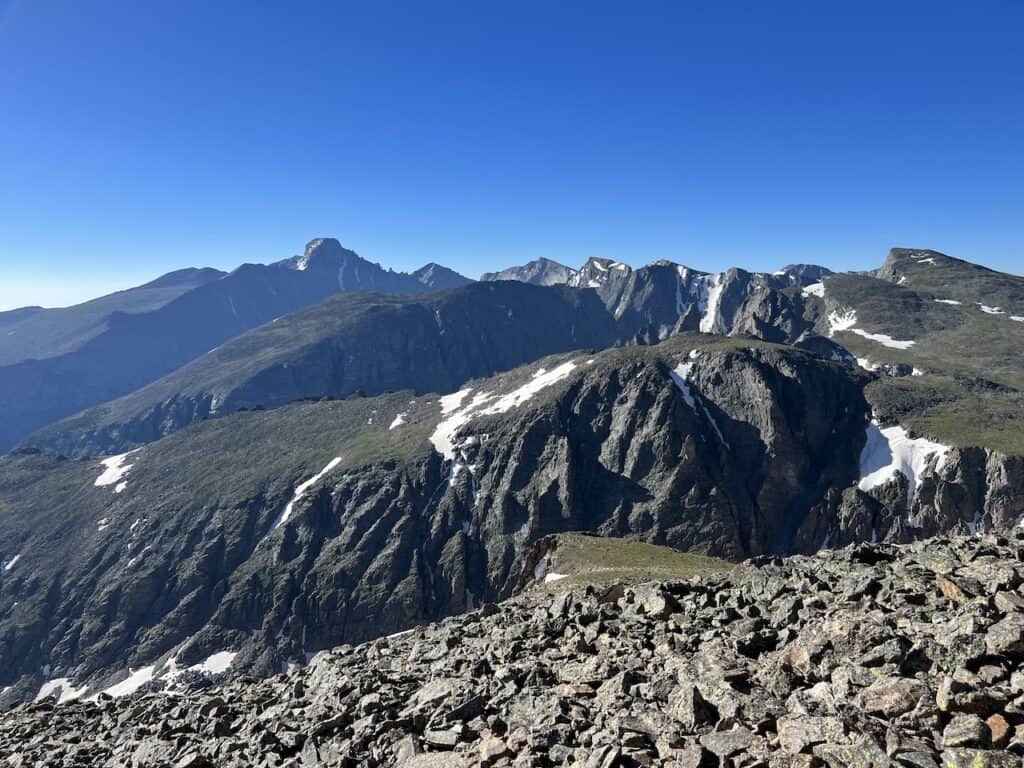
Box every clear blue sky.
[1,1,1022,309]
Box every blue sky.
[1,1,1022,309]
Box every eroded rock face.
[0,339,870,705]
[6,533,1024,767]
[795,447,1024,552]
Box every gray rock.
[941,715,990,748]
[699,726,754,757]
[855,676,929,717]
[985,615,1024,656]
[777,715,846,754]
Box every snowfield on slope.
[94,451,138,493]
[430,361,578,460]
[858,420,950,512]
[801,282,825,298]
[827,309,915,349]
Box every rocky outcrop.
[6,533,1024,767]
[795,445,1024,553]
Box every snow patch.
[101,665,156,698]
[480,362,578,418]
[272,457,343,530]
[2,553,20,572]
[828,309,914,348]
[697,274,725,333]
[669,361,697,410]
[389,413,407,430]
[94,451,137,492]
[36,678,89,704]
[1011,316,1024,323]
[533,556,548,581]
[848,329,915,350]
[801,282,825,298]
[440,388,472,415]
[544,572,569,584]
[934,299,962,306]
[858,421,950,512]
[192,651,237,675]
[430,362,577,460]
[101,650,237,700]
[979,303,1005,315]
[827,310,858,336]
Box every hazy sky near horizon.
[1,1,1022,310]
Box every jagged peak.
[272,237,359,272]
[579,256,618,270]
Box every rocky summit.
[6,532,1024,767]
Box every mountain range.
[1,240,1023,715]
[0,238,470,454]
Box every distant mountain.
[22,267,849,457]
[269,237,471,294]
[480,257,578,286]
[411,262,472,291]
[0,267,226,366]
[21,282,620,456]
[482,256,833,342]
[0,239,471,453]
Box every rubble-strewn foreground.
[6,533,1024,767]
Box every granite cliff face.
[483,256,832,344]
[796,446,1024,553]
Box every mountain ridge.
[0,238,472,453]
[19,265,847,457]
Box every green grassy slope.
[815,251,1024,453]
[530,532,732,589]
